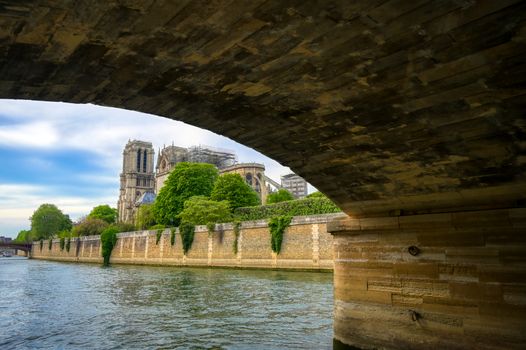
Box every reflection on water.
[0,258,333,349]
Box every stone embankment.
[32,213,344,271]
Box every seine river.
[0,258,333,349]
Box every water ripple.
[0,258,333,349]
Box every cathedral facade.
[117,140,155,224]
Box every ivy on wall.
[235,197,340,221]
[232,221,241,255]
[268,216,292,254]
[101,227,118,266]
[48,239,52,250]
[65,238,71,252]
[40,239,43,251]
[59,237,65,251]
[179,222,195,254]
[156,229,163,245]
[170,227,176,246]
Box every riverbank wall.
[31,213,344,270]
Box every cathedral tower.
[117,140,155,224]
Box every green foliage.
[72,217,109,236]
[59,237,65,251]
[14,229,31,243]
[170,227,176,246]
[179,221,195,254]
[235,197,341,221]
[149,224,165,230]
[88,205,117,224]
[266,189,294,204]
[135,203,156,229]
[58,230,71,238]
[232,221,241,255]
[39,239,43,251]
[268,216,292,254]
[100,226,119,266]
[306,191,326,199]
[48,239,52,250]
[112,222,136,233]
[30,204,72,240]
[211,173,260,210]
[153,162,219,226]
[65,238,71,252]
[156,229,163,245]
[178,196,232,228]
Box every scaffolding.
[187,145,237,169]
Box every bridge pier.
[329,207,526,350]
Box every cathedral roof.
[156,145,188,169]
[135,191,156,206]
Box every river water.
[0,258,333,349]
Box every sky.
[0,99,307,238]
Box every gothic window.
[143,149,147,172]
[137,149,141,172]
[161,159,167,171]
[245,173,253,186]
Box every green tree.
[178,196,232,226]
[306,191,325,198]
[135,204,156,229]
[266,189,294,204]
[210,173,260,210]
[30,204,72,240]
[88,205,117,224]
[153,162,219,225]
[72,217,109,236]
[14,229,31,243]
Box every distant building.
[155,145,188,191]
[0,236,12,243]
[220,163,268,204]
[281,173,308,198]
[117,140,155,224]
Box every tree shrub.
[234,197,341,221]
[59,237,65,251]
[72,217,108,236]
[88,205,117,224]
[153,162,219,226]
[101,226,119,266]
[211,173,260,209]
[14,229,31,243]
[268,216,292,254]
[136,203,156,229]
[31,204,72,240]
[266,189,294,204]
[178,196,232,228]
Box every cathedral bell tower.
[117,140,155,224]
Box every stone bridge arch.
[1,1,525,349]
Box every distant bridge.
[0,242,32,253]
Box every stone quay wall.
[31,213,343,271]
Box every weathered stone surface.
[330,208,526,350]
[1,1,525,216]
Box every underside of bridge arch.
[1,1,525,349]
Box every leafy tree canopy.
[30,204,72,240]
[153,162,219,225]
[306,191,325,198]
[72,217,109,236]
[14,229,31,243]
[88,205,117,224]
[135,204,156,229]
[266,189,294,204]
[178,196,232,226]
[210,173,260,210]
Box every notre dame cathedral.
[117,140,275,224]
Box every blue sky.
[0,99,306,238]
